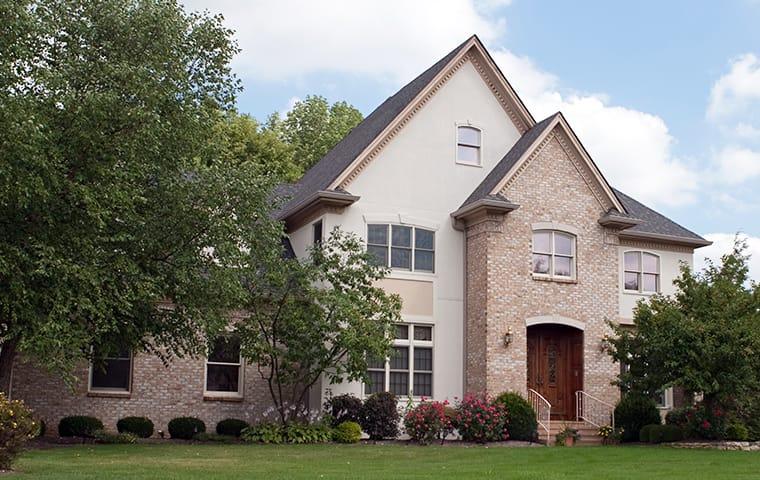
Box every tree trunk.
[0,338,18,396]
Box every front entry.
[527,324,583,420]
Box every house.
[10,35,710,437]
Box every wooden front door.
[527,325,583,420]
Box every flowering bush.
[667,402,729,440]
[0,393,38,470]
[404,400,453,445]
[455,394,508,443]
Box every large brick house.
[11,35,710,437]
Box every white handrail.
[575,390,615,430]
[527,388,551,445]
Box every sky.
[183,0,760,281]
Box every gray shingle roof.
[613,188,707,243]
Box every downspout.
[462,226,468,395]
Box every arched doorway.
[527,324,583,420]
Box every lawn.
[12,443,760,479]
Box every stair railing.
[527,388,551,445]
[575,390,615,430]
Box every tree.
[606,238,760,411]
[0,0,274,387]
[268,95,363,175]
[234,228,402,424]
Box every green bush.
[323,394,363,427]
[193,432,237,443]
[726,422,749,441]
[34,419,46,438]
[216,418,249,437]
[494,392,537,441]
[455,394,508,443]
[639,424,657,443]
[359,392,399,440]
[647,424,683,443]
[116,417,154,438]
[333,421,361,444]
[241,422,284,444]
[0,393,38,470]
[665,406,690,427]
[92,429,137,444]
[284,422,333,444]
[614,394,661,442]
[58,415,104,438]
[168,417,206,440]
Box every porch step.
[546,421,604,446]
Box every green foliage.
[92,429,137,444]
[555,426,581,446]
[192,432,237,443]
[116,417,154,438]
[283,422,333,444]
[639,424,657,443]
[216,418,249,437]
[614,394,661,442]
[241,422,284,444]
[737,395,760,441]
[403,401,453,445]
[645,425,684,444]
[323,394,363,427]
[726,422,749,441]
[494,392,537,441]
[665,406,690,427]
[333,421,362,444]
[455,394,509,443]
[168,417,206,440]
[58,416,103,438]
[359,392,400,440]
[0,393,38,470]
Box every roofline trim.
[277,190,360,221]
[618,230,713,248]
[450,198,520,229]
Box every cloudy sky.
[184,0,760,281]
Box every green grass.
[13,443,760,479]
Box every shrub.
[216,418,249,437]
[455,394,508,443]
[665,406,690,428]
[323,394,363,427]
[639,424,657,443]
[241,422,284,444]
[614,394,661,442]
[116,417,154,438]
[555,426,580,446]
[92,429,137,444]
[58,415,104,438]
[646,424,683,443]
[403,400,453,445]
[168,417,206,440]
[284,422,333,444]
[33,419,46,438]
[359,392,399,440]
[193,432,237,443]
[0,393,38,470]
[494,392,537,441]
[726,422,749,441]
[333,421,362,444]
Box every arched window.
[457,126,481,165]
[532,230,576,279]
[624,251,660,293]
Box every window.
[89,348,132,393]
[367,224,435,273]
[312,220,323,246]
[457,126,481,165]
[532,231,575,278]
[364,324,433,397]
[205,336,243,396]
[624,251,660,293]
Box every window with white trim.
[367,224,435,273]
[89,348,132,393]
[624,251,660,293]
[312,220,323,246]
[532,230,576,278]
[205,336,243,396]
[457,126,481,165]
[365,324,433,397]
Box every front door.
[527,325,583,420]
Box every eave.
[618,230,713,248]
[598,212,643,230]
[451,198,520,230]
[278,190,359,232]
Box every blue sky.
[185,0,760,280]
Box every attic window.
[457,126,481,165]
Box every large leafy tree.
[234,229,402,424]
[606,239,760,410]
[0,0,279,387]
[267,95,363,175]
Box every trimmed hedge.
[168,417,206,440]
[359,392,399,440]
[646,424,684,443]
[494,392,537,441]
[639,424,656,443]
[614,394,661,442]
[333,421,362,444]
[216,418,249,437]
[117,417,154,438]
[323,394,363,426]
[58,416,104,438]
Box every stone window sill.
[87,391,131,399]
[531,274,577,285]
[203,395,244,403]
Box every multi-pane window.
[624,251,660,293]
[532,231,575,278]
[457,126,481,165]
[89,348,132,392]
[367,224,435,273]
[364,324,433,397]
[205,336,243,396]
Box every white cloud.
[695,233,760,283]
[279,96,301,118]
[712,145,760,185]
[707,53,760,120]
[733,123,760,140]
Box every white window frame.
[366,224,435,273]
[204,338,244,398]
[531,230,576,279]
[623,250,660,294]
[364,323,434,399]
[455,124,483,166]
[312,219,323,246]
[88,350,132,394]
[655,387,674,409]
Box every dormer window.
[457,126,481,165]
